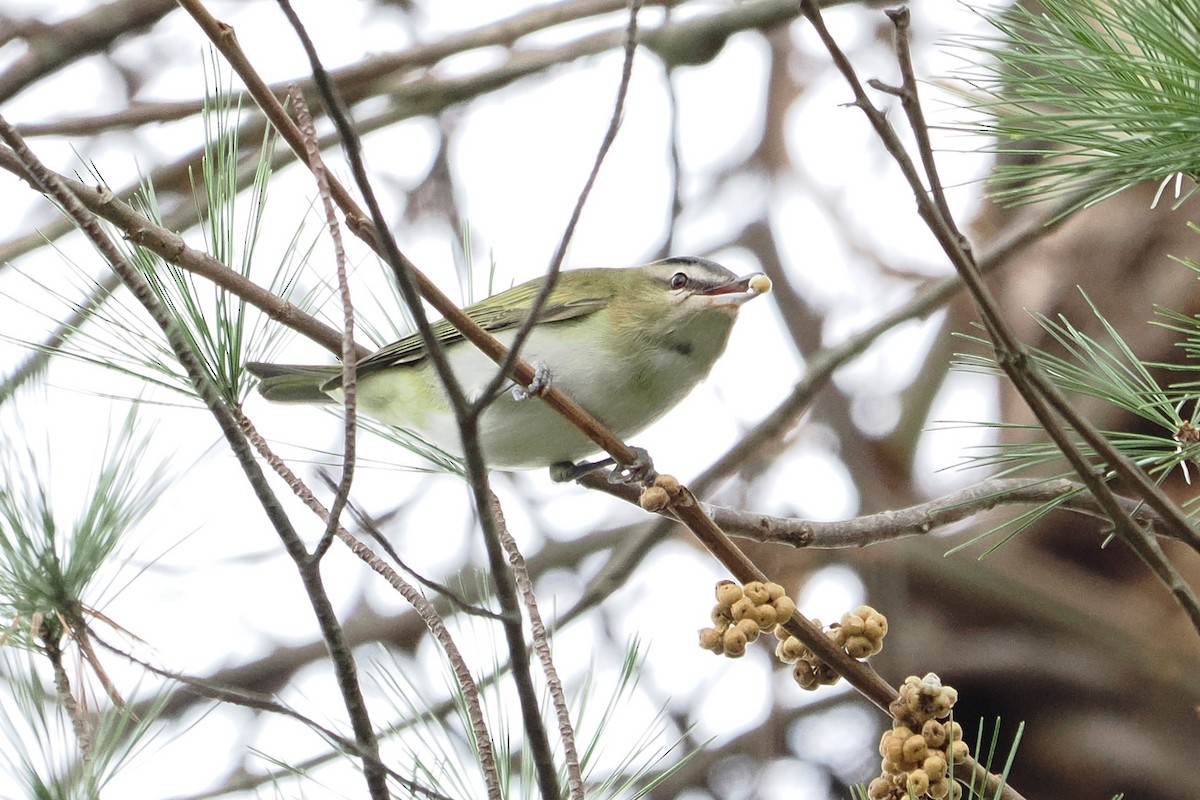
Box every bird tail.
[245,362,341,403]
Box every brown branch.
[0,0,177,104]
[493,493,585,800]
[589,476,1170,549]
[288,86,358,559]
[42,631,92,762]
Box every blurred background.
[1,1,1197,798]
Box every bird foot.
[549,447,656,485]
[607,447,656,485]
[511,361,552,401]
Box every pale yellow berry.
[730,597,756,621]
[743,581,771,606]
[698,627,722,651]
[924,752,948,779]
[749,274,773,294]
[922,720,947,748]
[927,777,950,799]
[906,769,929,797]
[715,580,743,607]
[796,665,821,690]
[844,635,875,659]
[638,485,669,512]
[772,595,796,622]
[880,730,905,764]
[948,779,963,800]
[753,603,778,630]
[723,626,748,656]
[711,605,732,626]
[950,739,970,762]
[867,776,893,800]
[736,618,761,641]
[765,582,786,600]
[777,636,807,663]
[901,733,928,765]
[839,613,866,637]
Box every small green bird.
[246,257,770,473]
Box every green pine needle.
[953,0,1200,210]
[946,285,1200,551]
[0,403,167,645]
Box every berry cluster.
[698,580,796,658]
[870,673,969,800]
[775,604,888,690]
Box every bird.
[246,256,771,476]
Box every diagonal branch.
[287,87,358,560]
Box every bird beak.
[698,273,772,309]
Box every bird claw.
[511,361,552,402]
[549,447,656,485]
[607,447,656,485]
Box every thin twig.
[492,493,585,800]
[314,469,506,621]
[587,475,1170,549]
[288,86,357,560]
[42,632,92,762]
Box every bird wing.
[346,277,613,381]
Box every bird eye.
[669,272,688,290]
